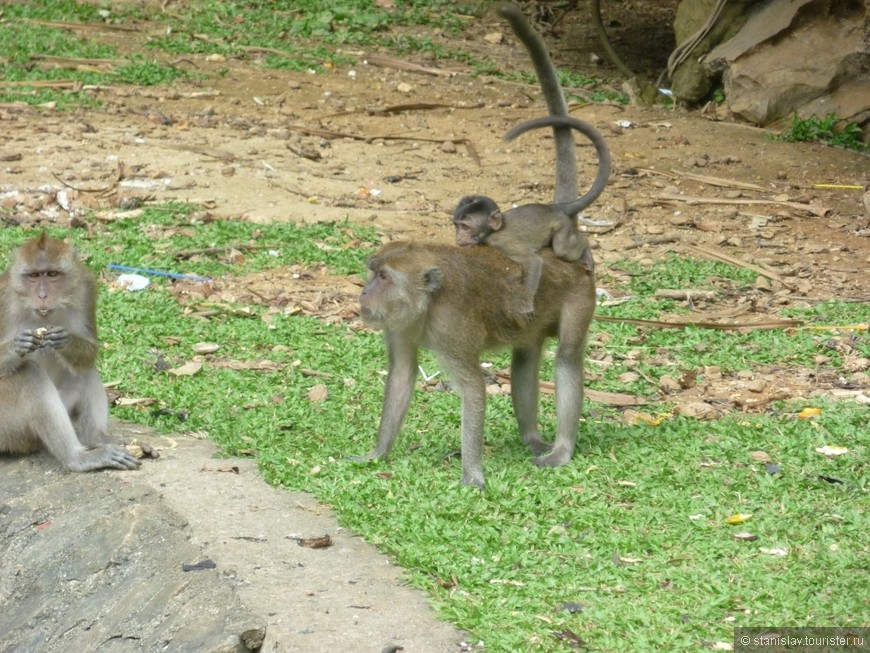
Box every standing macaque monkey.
[358,241,595,488]
[452,114,610,311]
[356,4,597,487]
[0,233,140,472]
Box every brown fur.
[358,242,595,488]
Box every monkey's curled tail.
[505,115,612,216]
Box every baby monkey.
[453,115,610,312]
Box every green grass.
[0,2,184,107]
[148,0,470,71]
[0,0,627,106]
[773,113,868,153]
[1,209,867,651]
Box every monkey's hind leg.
[68,368,111,446]
[534,286,594,468]
[510,340,552,456]
[71,369,141,471]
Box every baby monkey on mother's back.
[452,115,611,312]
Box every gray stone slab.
[0,422,470,653]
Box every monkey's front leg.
[442,358,489,488]
[13,330,43,356]
[363,335,419,461]
[38,325,69,349]
[40,325,99,370]
[0,331,40,376]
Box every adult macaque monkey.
[452,115,609,309]
[356,5,596,487]
[0,233,140,472]
[358,241,594,488]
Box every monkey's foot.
[533,445,573,468]
[344,451,385,463]
[460,471,485,489]
[522,434,552,455]
[74,444,141,472]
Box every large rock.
[672,0,870,135]
[0,423,469,653]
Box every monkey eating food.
[452,115,610,311]
[0,233,140,472]
[357,240,595,488]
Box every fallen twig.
[362,54,462,77]
[22,18,137,32]
[658,193,830,217]
[594,314,803,331]
[680,243,795,289]
[323,102,485,118]
[494,372,648,406]
[148,141,237,162]
[175,244,267,260]
[31,54,128,67]
[0,79,81,89]
[654,289,719,301]
[289,125,481,167]
[624,235,678,250]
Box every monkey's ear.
[488,210,504,231]
[422,267,443,294]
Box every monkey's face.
[453,218,485,247]
[10,234,77,319]
[23,270,64,316]
[360,249,441,333]
[360,265,415,330]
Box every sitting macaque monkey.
[357,241,595,488]
[452,115,611,312]
[0,233,140,472]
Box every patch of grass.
[774,113,868,152]
[150,0,467,70]
[0,210,866,652]
[0,3,183,107]
[502,70,628,104]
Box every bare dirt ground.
[2,2,868,409]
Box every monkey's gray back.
[390,242,595,354]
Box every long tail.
[497,3,577,205]
[505,115,612,215]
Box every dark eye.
[28,272,40,279]
[47,271,59,278]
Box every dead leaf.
[749,451,772,463]
[292,534,333,549]
[675,401,716,419]
[114,396,158,407]
[167,360,203,376]
[760,547,788,556]
[623,409,665,426]
[815,445,849,456]
[308,384,329,402]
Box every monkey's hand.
[13,330,43,356]
[40,325,70,350]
